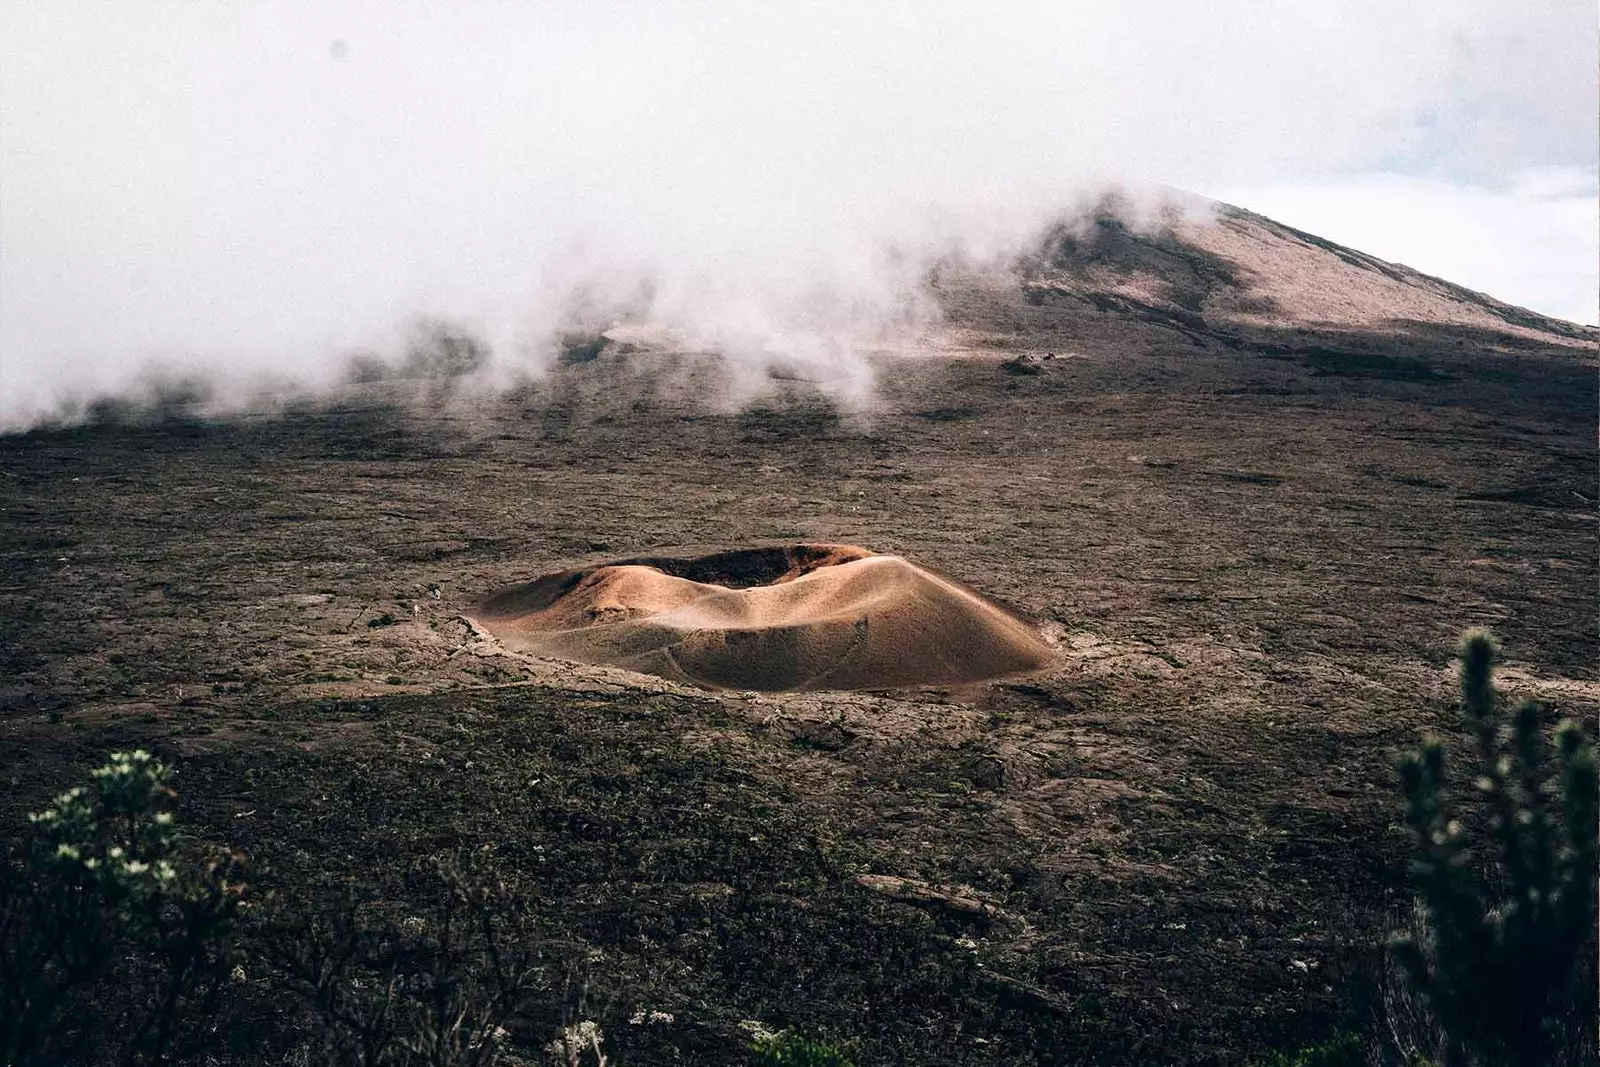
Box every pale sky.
[1,1,1595,424]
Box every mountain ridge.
[1002,195,1595,353]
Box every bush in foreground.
[0,750,245,1066]
[1390,630,1597,1067]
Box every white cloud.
[1,1,1594,423]
[1217,170,1599,326]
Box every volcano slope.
[1,202,1595,1065]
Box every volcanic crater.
[470,543,1059,691]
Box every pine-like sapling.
[1393,630,1597,1067]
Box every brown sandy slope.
[471,544,1058,690]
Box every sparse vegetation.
[1254,1030,1363,1067]
[262,857,556,1067]
[0,751,244,1066]
[0,753,574,1067]
[748,1030,854,1067]
[1387,630,1597,1066]
[0,724,1001,1065]
[11,644,1593,1067]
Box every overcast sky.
[1,1,1595,424]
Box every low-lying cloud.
[2,1,1593,427]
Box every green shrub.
[0,750,245,1066]
[1392,630,1597,1067]
[750,1029,855,1067]
[1256,1030,1364,1067]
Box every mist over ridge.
[2,2,1593,428]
